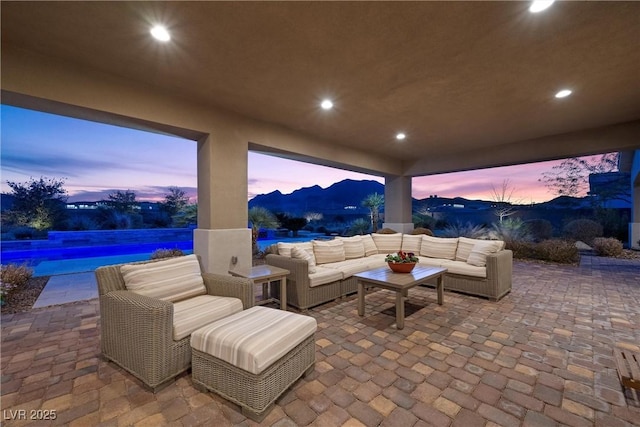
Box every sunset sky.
[1,105,599,204]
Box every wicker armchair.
[95,257,254,391]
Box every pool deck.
[33,272,98,308]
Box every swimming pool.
[0,234,324,276]
[1,240,194,267]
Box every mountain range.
[248,179,586,217]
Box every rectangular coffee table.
[355,265,447,329]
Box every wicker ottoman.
[190,306,317,421]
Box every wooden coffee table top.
[354,265,447,290]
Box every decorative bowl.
[387,262,416,273]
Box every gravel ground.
[1,276,49,315]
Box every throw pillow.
[291,246,317,273]
[467,240,503,267]
[360,234,378,257]
[312,240,346,264]
[120,254,206,302]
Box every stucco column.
[383,175,414,233]
[194,131,252,273]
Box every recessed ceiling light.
[396,133,406,140]
[150,25,171,42]
[529,0,555,13]
[555,89,572,98]
[320,99,333,110]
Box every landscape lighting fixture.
[320,99,333,110]
[529,0,555,13]
[396,133,406,140]
[150,25,171,42]
[555,89,572,98]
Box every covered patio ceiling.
[1,1,639,176]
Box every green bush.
[1,264,34,302]
[150,248,185,260]
[592,237,623,257]
[563,219,603,245]
[526,219,553,242]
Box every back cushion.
[420,235,458,260]
[120,254,206,302]
[313,240,346,264]
[360,234,378,257]
[277,241,313,257]
[401,234,423,254]
[337,236,366,259]
[371,233,403,254]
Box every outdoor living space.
[2,255,639,426]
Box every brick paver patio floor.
[2,255,639,426]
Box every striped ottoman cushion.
[190,306,317,375]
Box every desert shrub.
[563,219,603,245]
[67,216,98,231]
[506,240,538,260]
[150,248,185,260]
[508,239,579,264]
[412,214,436,230]
[349,218,371,236]
[9,226,38,240]
[592,237,624,257]
[440,221,488,238]
[411,227,434,236]
[376,228,398,234]
[526,219,553,242]
[490,218,531,243]
[536,239,580,264]
[1,264,34,302]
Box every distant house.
[65,201,106,210]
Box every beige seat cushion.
[322,258,372,277]
[420,235,459,260]
[191,306,317,375]
[313,240,346,264]
[440,260,487,278]
[308,266,343,287]
[173,295,243,340]
[120,254,206,302]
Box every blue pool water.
[1,234,325,276]
[1,240,194,267]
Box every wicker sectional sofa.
[265,233,513,311]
